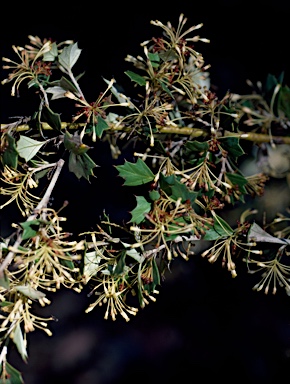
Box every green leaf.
[125,248,145,263]
[225,172,248,194]
[124,70,146,86]
[46,77,79,100]
[203,213,234,240]
[59,256,74,270]
[116,158,155,186]
[28,75,49,89]
[152,258,160,287]
[158,79,174,98]
[103,78,134,109]
[46,85,67,100]
[20,219,42,240]
[185,140,209,153]
[247,222,290,244]
[0,361,24,384]
[0,301,13,307]
[219,137,245,160]
[41,105,62,131]
[1,134,18,168]
[278,85,290,119]
[12,323,28,362]
[58,42,82,71]
[144,258,161,293]
[129,196,151,224]
[114,250,127,276]
[34,167,51,181]
[59,76,79,93]
[264,73,280,94]
[149,190,160,201]
[159,49,179,62]
[0,271,9,290]
[148,52,160,68]
[16,285,46,300]
[95,116,109,138]
[159,173,198,204]
[150,139,167,156]
[17,136,46,162]
[170,179,198,204]
[64,131,90,155]
[164,217,191,241]
[68,152,98,181]
[183,141,209,163]
[83,251,101,282]
[43,42,58,62]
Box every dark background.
[2,1,290,383]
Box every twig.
[3,121,290,145]
[0,159,65,276]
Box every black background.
[2,2,290,383]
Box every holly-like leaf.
[12,323,28,362]
[116,158,155,186]
[248,222,290,244]
[103,78,134,109]
[159,173,198,204]
[152,258,160,287]
[225,172,248,194]
[129,196,151,224]
[59,76,79,93]
[3,361,24,384]
[148,52,160,68]
[41,105,62,131]
[159,49,179,61]
[114,250,127,276]
[125,247,145,263]
[46,85,67,100]
[203,213,234,240]
[64,130,91,155]
[58,42,82,71]
[83,251,102,283]
[19,219,43,240]
[95,116,109,138]
[158,79,174,98]
[17,136,46,162]
[43,41,58,62]
[170,179,198,204]
[219,137,245,160]
[278,85,290,119]
[185,140,209,153]
[124,70,146,86]
[46,77,79,100]
[0,301,13,307]
[16,285,46,300]
[165,216,192,241]
[0,270,9,290]
[59,256,74,270]
[68,152,98,181]
[1,133,18,168]
[149,190,160,201]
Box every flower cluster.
[245,248,290,295]
[0,166,40,216]
[8,208,84,292]
[1,35,72,97]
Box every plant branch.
[0,158,65,276]
[2,123,290,144]
[224,130,290,144]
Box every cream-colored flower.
[85,275,138,322]
[0,166,40,216]
[246,254,290,295]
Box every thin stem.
[2,122,290,145]
[0,159,65,275]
